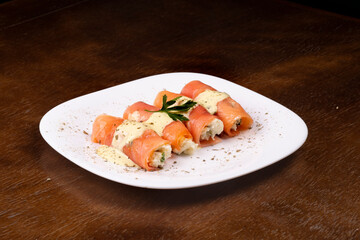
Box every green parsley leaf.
[160,152,165,162]
[145,94,196,122]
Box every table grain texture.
[1,0,359,239]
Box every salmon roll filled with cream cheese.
[123,102,197,155]
[181,80,253,137]
[154,91,224,147]
[91,114,171,171]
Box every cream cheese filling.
[149,144,172,168]
[175,138,198,155]
[231,118,242,131]
[200,118,224,140]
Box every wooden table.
[1,0,359,239]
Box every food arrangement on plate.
[91,80,253,171]
[39,72,308,188]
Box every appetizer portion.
[91,114,171,171]
[123,101,197,155]
[90,80,254,171]
[154,91,224,146]
[181,80,253,136]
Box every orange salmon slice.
[91,114,124,146]
[123,129,170,171]
[123,101,159,122]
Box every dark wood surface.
[1,0,359,239]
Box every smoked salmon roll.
[91,114,124,146]
[181,80,253,137]
[91,114,171,171]
[154,91,224,147]
[123,102,197,155]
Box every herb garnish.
[145,94,197,121]
[160,152,165,163]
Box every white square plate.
[39,72,307,189]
